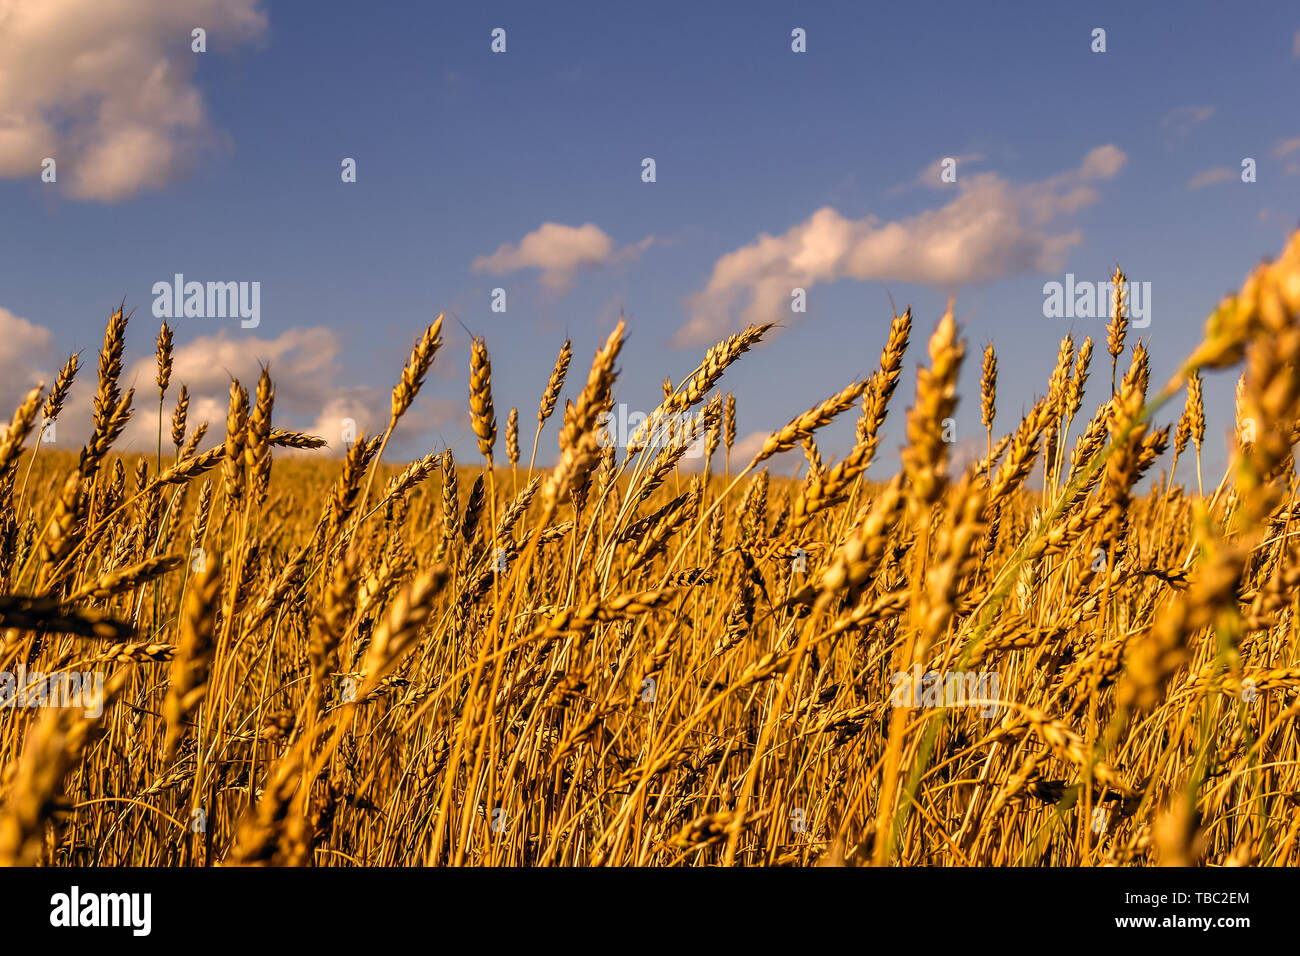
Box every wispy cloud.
[677,145,1126,346]
[1161,105,1214,140]
[1274,137,1300,158]
[0,0,267,202]
[1186,167,1235,190]
[472,222,653,295]
[1271,137,1300,176]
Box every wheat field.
[1,229,1299,867]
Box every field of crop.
[1,229,1299,867]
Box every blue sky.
[1,0,1297,479]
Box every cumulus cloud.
[728,430,773,469]
[117,326,455,455]
[0,307,56,423]
[113,326,343,447]
[677,145,1127,346]
[0,0,267,201]
[302,393,459,457]
[472,222,653,294]
[715,429,803,473]
[1186,167,1235,190]
[0,312,456,459]
[28,324,349,451]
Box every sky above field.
[1,0,1298,481]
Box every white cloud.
[728,430,772,468]
[57,324,352,451]
[129,326,338,402]
[677,145,1127,346]
[0,311,457,459]
[0,307,55,410]
[472,222,653,294]
[303,393,459,456]
[1186,167,1235,190]
[716,429,802,473]
[117,326,454,455]
[0,0,267,202]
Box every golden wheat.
[2,231,1300,868]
